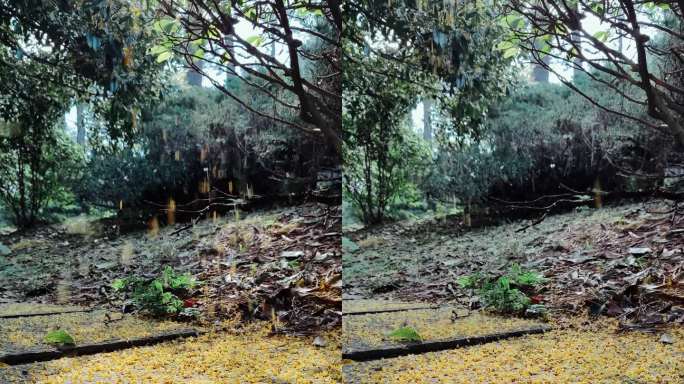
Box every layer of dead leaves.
[539,201,684,330]
[0,203,341,335]
[194,203,341,334]
[345,199,684,329]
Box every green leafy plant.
[456,272,485,289]
[480,276,531,313]
[44,330,75,347]
[457,264,547,314]
[508,264,547,286]
[388,326,422,342]
[111,266,198,316]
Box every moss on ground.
[343,307,542,349]
[343,322,684,383]
[1,325,341,384]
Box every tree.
[0,0,165,227]
[152,0,342,153]
[343,54,429,224]
[502,0,684,144]
[0,61,83,227]
[0,0,165,143]
[345,0,513,143]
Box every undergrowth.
[112,266,199,317]
[457,264,547,315]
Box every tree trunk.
[532,56,550,83]
[76,103,86,146]
[571,3,583,80]
[423,99,433,142]
[186,61,204,87]
[464,199,472,228]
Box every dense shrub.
[78,86,335,215]
[426,79,669,208]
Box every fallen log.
[0,328,200,365]
[342,326,552,361]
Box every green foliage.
[0,0,164,227]
[111,278,127,292]
[456,272,485,289]
[458,264,546,314]
[150,0,341,151]
[346,0,513,141]
[44,330,75,346]
[501,1,684,144]
[343,56,431,224]
[426,80,660,205]
[508,264,547,286]
[112,267,198,317]
[480,276,531,313]
[388,326,422,342]
[0,59,86,227]
[78,86,324,212]
[0,0,165,143]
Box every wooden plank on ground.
[0,328,200,365]
[0,309,94,319]
[343,305,441,316]
[342,326,552,361]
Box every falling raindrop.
[56,274,72,305]
[120,241,135,266]
[148,216,159,238]
[167,197,176,225]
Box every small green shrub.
[457,264,546,314]
[480,276,531,313]
[388,326,422,342]
[112,266,198,316]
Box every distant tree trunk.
[571,3,582,80]
[186,3,204,87]
[186,61,203,87]
[76,103,86,146]
[532,56,550,83]
[531,8,550,83]
[423,99,433,142]
[464,198,472,227]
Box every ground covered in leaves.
[343,305,542,349]
[0,203,341,333]
[344,200,684,329]
[0,309,188,352]
[1,324,341,383]
[343,317,684,383]
[0,204,341,382]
